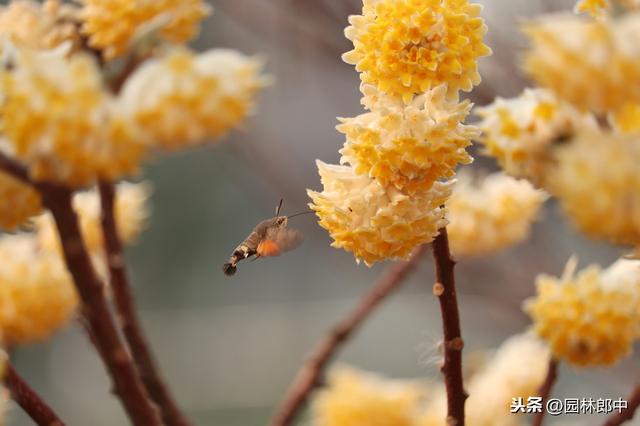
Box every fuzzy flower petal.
[0,234,78,345]
[476,88,597,183]
[308,161,450,265]
[548,129,640,246]
[0,49,147,186]
[447,173,548,257]
[80,0,211,60]
[339,85,477,194]
[524,258,640,367]
[343,0,491,103]
[119,48,268,151]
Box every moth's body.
[223,215,303,276]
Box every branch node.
[433,282,445,296]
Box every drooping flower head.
[343,0,491,103]
[447,172,548,257]
[0,49,147,186]
[308,161,450,265]
[339,85,477,194]
[312,366,425,426]
[475,88,597,183]
[80,0,212,59]
[524,258,640,367]
[119,48,268,151]
[0,234,78,346]
[547,128,640,246]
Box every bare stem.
[40,184,161,425]
[5,362,65,426]
[0,152,30,184]
[603,384,640,426]
[98,180,190,426]
[432,228,467,426]
[270,245,429,426]
[532,359,558,426]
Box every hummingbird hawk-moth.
[223,200,308,276]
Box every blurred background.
[8,0,640,424]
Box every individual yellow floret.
[339,85,477,194]
[610,101,640,132]
[312,366,425,426]
[0,169,42,230]
[80,0,212,59]
[0,49,147,187]
[34,182,150,255]
[447,172,548,257]
[475,88,597,183]
[547,129,640,246]
[523,14,640,115]
[524,258,640,367]
[0,234,78,346]
[119,48,268,151]
[308,161,451,266]
[342,0,491,103]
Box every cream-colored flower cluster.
[524,258,640,367]
[311,333,549,426]
[0,182,149,346]
[309,0,490,264]
[0,0,268,230]
[447,173,548,257]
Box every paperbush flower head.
[339,85,477,194]
[80,0,212,60]
[0,49,147,186]
[311,366,425,426]
[119,48,268,151]
[0,170,41,230]
[548,129,640,246]
[476,88,597,182]
[0,234,78,346]
[447,172,548,257]
[574,0,610,16]
[308,161,451,265]
[35,182,150,255]
[523,14,640,115]
[524,258,640,367]
[342,0,491,103]
[0,0,81,50]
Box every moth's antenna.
[275,199,284,216]
[287,210,314,219]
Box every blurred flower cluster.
[0,0,267,349]
[312,333,549,426]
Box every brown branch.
[603,384,640,426]
[532,358,558,426]
[98,180,190,426]
[0,151,31,184]
[270,245,429,426]
[40,184,161,425]
[432,228,467,426]
[5,362,65,426]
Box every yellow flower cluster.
[0,0,81,51]
[547,129,640,246]
[119,48,268,151]
[476,88,597,183]
[0,170,42,230]
[523,13,640,115]
[574,0,610,16]
[447,173,548,257]
[339,85,477,194]
[524,258,640,366]
[308,161,450,265]
[312,367,425,426]
[0,49,146,186]
[0,234,78,346]
[80,0,212,60]
[343,0,491,103]
[309,0,489,264]
[34,182,150,255]
[311,334,549,426]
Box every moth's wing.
[257,228,303,258]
